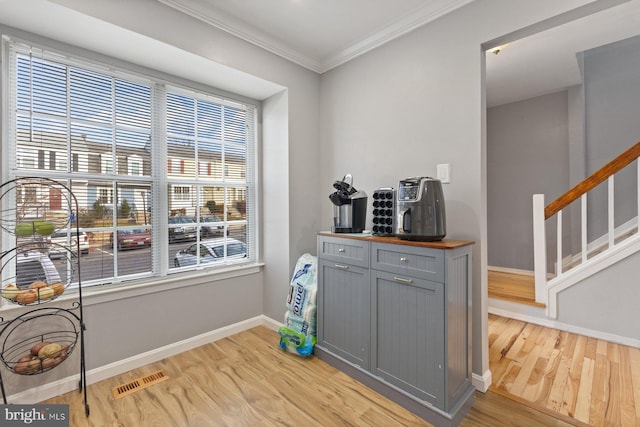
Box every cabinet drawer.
[318,236,369,268]
[371,242,443,282]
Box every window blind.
[6,38,258,288]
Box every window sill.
[0,262,264,316]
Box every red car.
[110,229,151,250]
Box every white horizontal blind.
[6,39,257,287]
[165,87,255,269]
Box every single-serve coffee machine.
[329,174,367,233]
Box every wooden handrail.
[545,141,640,219]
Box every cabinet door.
[370,270,445,407]
[317,259,370,369]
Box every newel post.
[532,194,547,305]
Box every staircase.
[533,141,640,318]
[490,141,640,348]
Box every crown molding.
[158,0,474,74]
[321,0,475,72]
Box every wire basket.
[0,246,74,305]
[0,307,80,375]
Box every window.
[173,186,190,201]
[49,150,56,170]
[128,156,143,176]
[102,156,114,174]
[198,161,211,176]
[98,188,113,204]
[5,39,257,289]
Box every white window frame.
[2,35,260,292]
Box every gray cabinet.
[316,233,475,427]
[317,235,370,368]
[317,260,370,368]
[371,269,445,406]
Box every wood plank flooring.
[489,313,640,427]
[488,270,545,307]
[42,326,576,427]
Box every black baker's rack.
[0,177,89,417]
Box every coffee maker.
[329,174,367,233]
[396,176,446,241]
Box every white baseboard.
[6,315,282,404]
[261,315,284,331]
[488,266,555,280]
[488,266,534,276]
[472,370,492,393]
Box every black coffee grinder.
[329,173,367,233]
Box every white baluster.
[557,209,562,275]
[581,194,587,263]
[533,194,547,304]
[608,176,614,248]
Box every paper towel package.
[279,253,317,356]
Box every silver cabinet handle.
[338,248,345,253]
[393,276,413,284]
[335,264,349,270]
[400,257,408,262]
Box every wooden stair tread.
[488,270,546,308]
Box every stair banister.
[544,141,640,219]
[533,140,640,315]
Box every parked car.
[16,251,62,288]
[200,215,224,237]
[47,229,90,258]
[173,238,247,267]
[110,228,151,250]
[168,216,197,243]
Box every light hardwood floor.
[489,313,640,427]
[488,270,544,307]
[42,326,577,427]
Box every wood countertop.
[318,232,474,249]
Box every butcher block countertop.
[318,232,474,249]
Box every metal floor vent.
[112,370,169,400]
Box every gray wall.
[1,273,263,396]
[487,91,570,270]
[0,0,620,395]
[487,33,640,271]
[583,35,640,239]
[318,0,602,381]
[0,0,320,395]
[47,0,323,325]
[558,249,640,340]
